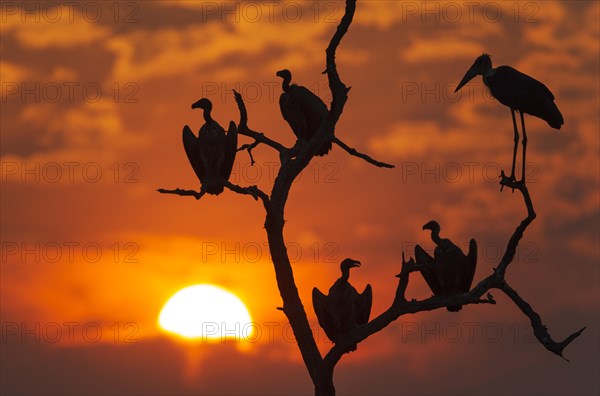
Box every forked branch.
[233,89,291,164]
[233,89,393,170]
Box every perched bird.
[415,221,477,312]
[312,258,372,351]
[182,98,237,195]
[454,54,563,184]
[276,69,332,156]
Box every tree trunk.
[315,381,336,396]
[264,205,323,381]
[315,365,335,396]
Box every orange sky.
[1,1,599,395]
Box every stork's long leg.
[510,109,519,180]
[520,111,527,184]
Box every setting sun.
[158,285,254,340]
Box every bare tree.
[159,1,585,395]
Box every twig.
[233,90,289,156]
[224,181,270,207]
[238,141,259,165]
[333,137,394,168]
[157,188,204,200]
[157,182,269,207]
[394,252,419,304]
[498,280,586,361]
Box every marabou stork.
[182,98,238,195]
[312,258,372,351]
[276,69,332,156]
[454,54,563,184]
[415,221,477,312]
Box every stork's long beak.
[351,260,361,268]
[454,66,478,93]
[191,99,203,109]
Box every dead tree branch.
[224,181,270,207]
[157,188,204,200]
[157,183,269,207]
[333,137,394,168]
[233,89,292,164]
[497,280,586,361]
[496,175,536,277]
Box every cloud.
[0,61,31,97]
[368,120,503,157]
[105,15,332,83]
[1,5,111,49]
[0,61,30,82]
[402,38,484,63]
[2,99,126,161]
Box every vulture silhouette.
[455,53,563,183]
[182,98,237,195]
[312,258,372,351]
[415,221,477,312]
[276,69,332,156]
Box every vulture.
[182,98,237,195]
[312,258,372,351]
[455,54,563,184]
[415,221,477,312]
[276,69,332,156]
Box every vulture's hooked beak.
[422,220,437,231]
[350,260,361,268]
[191,98,210,110]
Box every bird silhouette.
[454,54,563,184]
[182,98,237,195]
[312,258,372,351]
[276,69,332,156]
[415,221,477,312]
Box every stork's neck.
[482,67,495,86]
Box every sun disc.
[158,284,254,340]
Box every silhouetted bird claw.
[500,170,527,193]
[499,170,518,192]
